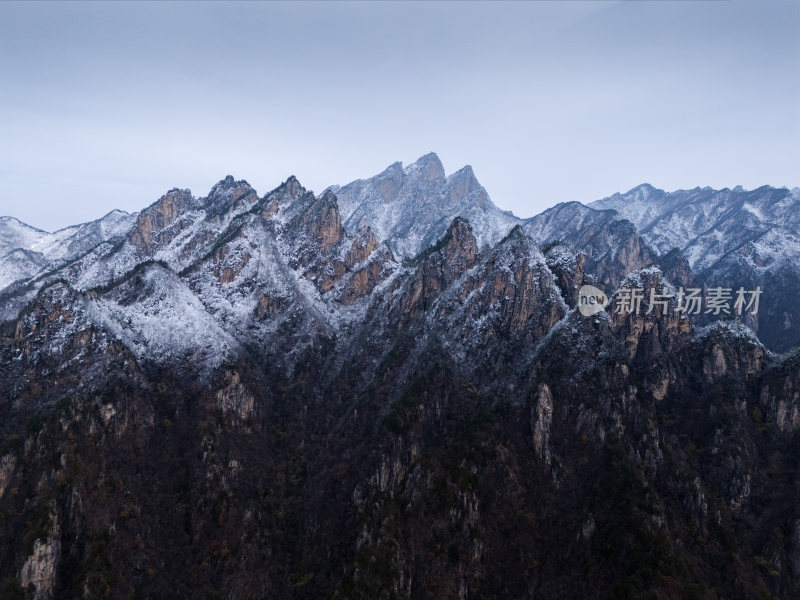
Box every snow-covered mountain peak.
[587,184,800,350]
[127,188,198,256]
[445,165,491,210]
[0,216,49,256]
[204,176,258,218]
[404,151,445,183]
[320,188,337,204]
[441,215,475,247]
[268,175,308,205]
[608,183,665,212]
[447,164,478,189]
[0,206,142,292]
[332,152,517,258]
[493,223,550,269]
[96,209,135,236]
[282,175,306,199]
[449,164,475,179]
[499,223,527,245]
[384,160,403,173]
[103,208,131,219]
[626,182,658,195]
[206,174,246,194]
[591,185,672,232]
[0,215,47,232]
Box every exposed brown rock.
[0,454,15,498]
[342,252,394,305]
[305,259,347,293]
[212,246,251,284]
[306,190,344,252]
[399,218,478,319]
[590,226,657,289]
[754,349,800,432]
[609,268,692,364]
[129,188,194,255]
[698,328,767,384]
[284,175,304,200]
[531,384,553,467]
[254,294,284,321]
[179,229,216,261]
[19,508,60,600]
[205,176,258,219]
[545,246,585,307]
[345,227,379,269]
[658,248,695,287]
[262,197,279,219]
[214,370,254,421]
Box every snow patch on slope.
[92,265,238,371]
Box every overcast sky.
[1,0,798,231]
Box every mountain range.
[0,154,798,599]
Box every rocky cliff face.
[593,184,800,351]
[128,188,196,255]
[331,153,519,258]
[0,162,798,599]
[523,201,658,290]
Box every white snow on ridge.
[742,202,765,221]
[695,320,762,346]
[91,265,238,371]
[26,210,137,262]
[0,216,49,257]
[332,153,519,259]
[594,184,800,278]
[0,210,139,292]
[0,249,47,290]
